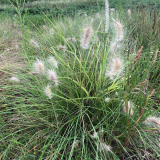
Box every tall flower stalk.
[105,0,109,33]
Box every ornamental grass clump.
[2,1,159,159]
[21,3,159,159]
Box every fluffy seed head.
[105,0,109,33]
[81,19,93,49]
[90,132,98,139]
[106,57,123,80]
[49,29,54,35]
[110,8,115,16]
[99,142,112,153]
[115,92,118,96]
[44,85,53,99]
[153,49,158,64]
[105,97,110,103]
[112,18,124,42]
[144,116,160,129]
[9,76,20,82]
[33,59,45,74]
[30,39,39,48]
[48,56,58,68]
[48,70,58,86]
[42,25,47,30]
[110,8,115,12]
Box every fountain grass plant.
[0,0,160,159]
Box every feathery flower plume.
[98,141,112,153]
[33,59,45,74]
[112,18,124,42]
[134,46,143,65]
[105,0,109,33]
[30,39,39,48]
[144,116,160,129]
[105,97,110,103]
[44,84,53,99]
[90,132,98,139]
[106,56,123,80]
[81,19,93,49]
[57,45,67,50]
[153,49,158,64]
[48,70,58,86]
[9,76,20,82]
[110,8,115,16]
[123,101,134,116]
[42,25,47,30]
[115,92,118,96]
[49,29,54,35]
[110,8,115,12]
[48,56,58,68]
[127,9,131,19]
